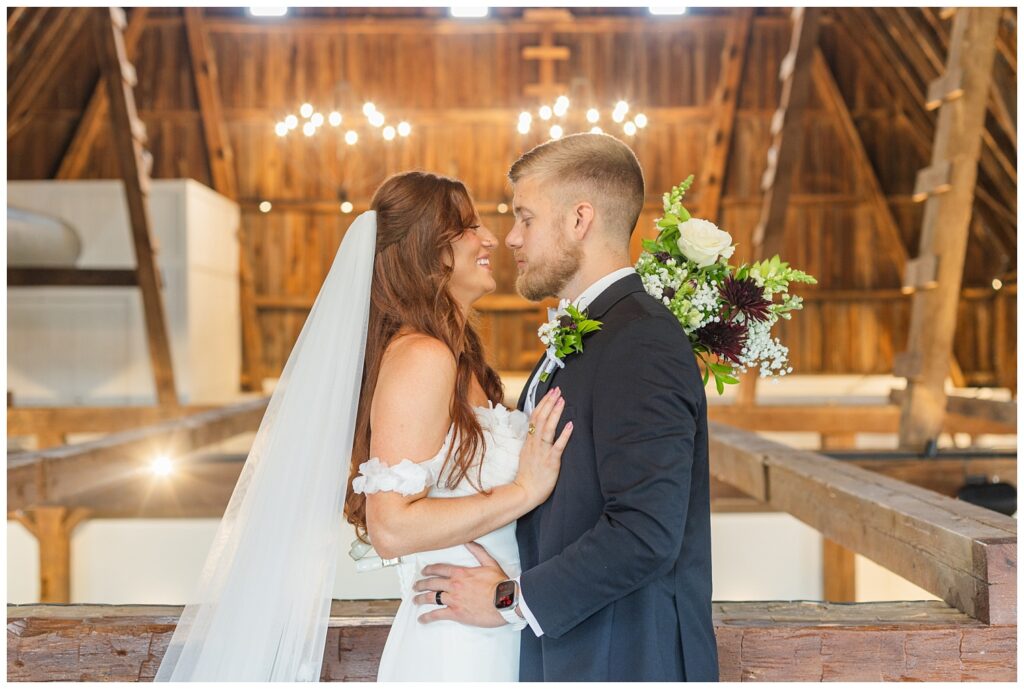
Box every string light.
[397,121,411,137]
[300,102,314,118]
[539,105,553,121]
[345,130,358,145]
[259,201,272,213]
[362,102,376,116]
[517,97,647,139]
[275,102,413,143]
[274,122,288,137]
[634,113,648,128]
[382,125,396,140]
[590,126,603,134]
[586,108,600,123]
[549,124,563,139]
[302,121,315,136]
[497,202,509,214]
[368,111,385,127]
[623,121,637,136]
[553,96,570,117]
[310,112,324,127]
[285,114,298,129]
[340,201,354,213]
[328,111,342,126]
[992,278,1003,290]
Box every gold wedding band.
[528,423,536,435]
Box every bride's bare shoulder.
[375,332,456,409]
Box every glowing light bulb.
[590,126,603,134]
[519,111,532,124]
[274,122,288,137]
[517,120,531,135]
[634,113,648,128]
[344,130,358,145]
[300,102,314,118]
[362,102,376,116]
[368,111,385,127]
[614,100,629,114]
[553,96,569,117]
[302,122,315,136]
[151,455,173,476]
[623,121,638,136]
[382,125,396,140]
[497,202,509,214]
[586,108,600,123]
[612,109,626,123]
[549,124,563,139]
[284,114,298,129]
[992,278,1003,290]
[310,112,324,127]
[397,121,411,137]
[328,111,342,127]
[259,201,272,213]
[539,105,553,121]
[340,201,354,213]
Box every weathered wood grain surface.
[7,600,1015,681]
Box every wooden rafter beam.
[898,8,1003,451]
[56,8,148,180]
[811,50,907,271]
[6,404,222,436]
[709,422,1017,624]
[7,8,88,141]
[890,388,1016,428]
[93,7,179,407]
[751,7,822,260]
[183,7,263,391]
[696,7,753,223]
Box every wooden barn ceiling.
[5,7,1018,387]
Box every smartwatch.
[494,579,527,628]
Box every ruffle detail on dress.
[351,458,435,495]
[477,401,530,442]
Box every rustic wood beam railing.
[709,422,1016,624]
[7,398,269,512]
[6,599,1014,681]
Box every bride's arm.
[364,335,551,560]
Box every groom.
[415,133,718,681]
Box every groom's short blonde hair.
[508,132,645,242]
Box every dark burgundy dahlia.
[693,320,747,364]
[719,276,772,323]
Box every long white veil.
[155,211,377,681]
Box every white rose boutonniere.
[676,218,736,268]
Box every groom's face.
[507,175,583,301]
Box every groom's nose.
[505,224,522,250]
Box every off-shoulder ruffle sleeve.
[351,458,435,496]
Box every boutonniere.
[536,299,602,382]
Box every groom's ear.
[571,202,596,241]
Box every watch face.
[494,580,516,609]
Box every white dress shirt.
[515,266,636,636]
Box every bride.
[154,171,571,681]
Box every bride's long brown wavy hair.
[344,171,504,542]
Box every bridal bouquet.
[636,176,817,394]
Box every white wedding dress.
[354,402,528,682]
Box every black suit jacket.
[515,273,718,682]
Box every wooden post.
[897,8,1002,450]
[183,7,263,391]
[93,7,179,407]
[11,507,91,603]
[820,432,857,602]
[751,7,822,261]
[696,7,753,223]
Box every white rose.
[676,218,734,268]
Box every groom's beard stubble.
[515,233,583,302]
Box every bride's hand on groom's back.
[514,387,573,510]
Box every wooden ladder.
[895,8,1002,449]
[93,7,179,407]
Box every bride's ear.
[572,202,596,241]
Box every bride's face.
[447,216,498,308]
